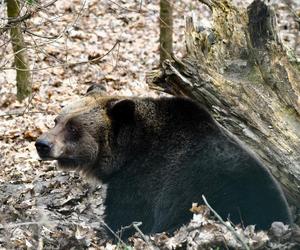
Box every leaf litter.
[0,0,299,249]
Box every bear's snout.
[35,138,53,158]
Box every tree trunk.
[7,0,31,101]
[159,0,173,65]
[150,0,300,209]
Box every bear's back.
[103,97,291,238]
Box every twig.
[132,222,150,244]
[5,221,47,228]
[111,41,120,71]
[119,222,159,249]
[24,29,59,39]
[27,28,64,65]
[132,222,160,250]
[283,0,300,24]
[202,195,250,250]
[0,0,59,34]
[100,220,127,246]
[107,0,142,13]
[68,40,120,68]
[0,0,87,72]
[0,111,46,118]
[1,40,120,72]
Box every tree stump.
[150,0,300,210]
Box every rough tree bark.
[150,0,300,210]
[7,0,31,101]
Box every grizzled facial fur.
[35,92,135,179]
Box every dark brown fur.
[36,89,292,238]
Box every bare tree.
[7,0,31,101]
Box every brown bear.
[36,86,292,238]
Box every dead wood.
[149,0,300,208]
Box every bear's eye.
[66,121,80,138]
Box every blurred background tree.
[159,0,173,65]
[6,0,31,101]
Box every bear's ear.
[107,99,135,122]
[86,84,107,96]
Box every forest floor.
[0,0,300,249]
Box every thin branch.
[67,40,119,67]
[283,0,300,24]
[0,0,90,72]
[118,221,159,249]
[107,0,143,13]
[1,0,59,33]
[0,111,46,118]
[5,221,46,228]
[0,27,66,70]
[132,222,150,244]
[27,29,64,65]
[24,29,59,39]
[100,220,127,246]
[2,40,120,72]
[202,195,250,250]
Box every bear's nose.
[35,139,52,157]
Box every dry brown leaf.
[23,127,43,140]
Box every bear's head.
[35,86,136,180]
